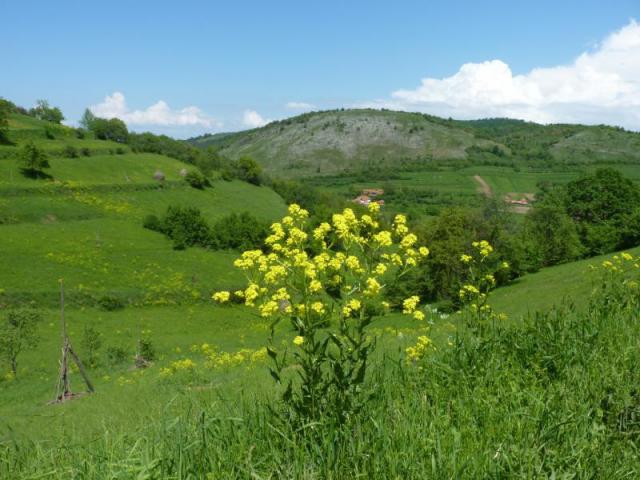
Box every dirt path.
[473,175,493,198]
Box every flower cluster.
[457,240,508,330]
[405,335,432,364]
[213,203,430,325]
[596,252,639,309]
[213,203,431,422]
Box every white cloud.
[243,109,270,128]
[372,20,640,129]
[285,101,316,110]
[90,92,222,128]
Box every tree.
[0,98,12,143]
[17,141,50,176]
[30,99,64,124]
[79,108,96,130]
[90,117,129,143]
[520,204,583,268]
[0,309,42,377]
[564,168,640,254]
[235,156,262,185]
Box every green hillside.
[189,109,640,177]
[0,113,287,308]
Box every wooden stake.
[51,280,95,404]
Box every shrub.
[0,309,42,377]
[210,212,267,250]
[17,142,50,177]
[81,147,91,157]
[162,206,212,250]
[97,294,125,311]
[115,147,125,155]
[63,145,78,158]
[81,324,103,367]
[106,346,129,365]
[91,117,128,143]
[143,214,163,232]
[137,338,156,363]
[185,170,208,189]
[30,99,64,124]
[75,128,85,139]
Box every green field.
[3,111,640,477]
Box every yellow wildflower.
[311,301,325,314]
[212,291,230,303]
[309,279,322,293]
[364,277,381,296]
[402,296,420,314]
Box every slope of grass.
[1,113,130,158]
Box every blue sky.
[2,0,639,137]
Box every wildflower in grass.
[293,336,304,346]
[457,240,507,332]
[402,296,420,314]
[310,301,325,315]
[212,291,230,303]
[213,204,429,423]
[405,336,432,363]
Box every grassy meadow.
[2,111,640,478]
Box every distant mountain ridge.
[187,109,640,177]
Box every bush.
[137,338,156,362]
[115,147,125,155]
[91,117,128,143]
[143,214,163,232]
[17,141,50,177]
[75,128,85,139]
[106,346,129,365]
[97,294,125,311]
[44,127,55,139]
[63,145,78,158]
[210,212,267,250]
[185,170,208,189]
[162,206,212,250]
[81,147,91,157]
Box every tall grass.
[2,275,639,478]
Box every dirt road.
[473,175,493,198]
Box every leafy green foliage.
[210,212,268,250]
[0,98,12,143]
[0,309,42,376]
[17,141,50,177]
[565,168,640,254]
[91,117,129,143]
[81,324,103,367]
[234,156,262,185]
[29,99,64,124]
[79,108,96,130]
[145,206,268,251]
[184,169,208,189]
[520,204,583,269]
[154,205,212,250]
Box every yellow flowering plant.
[213,203,429,423]
[596,252,639,312]
[457,240,509,331]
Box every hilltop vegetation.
[189,108,640,176]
